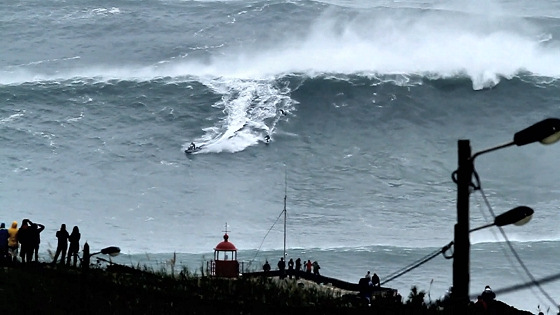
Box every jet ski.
[184,143,202,154]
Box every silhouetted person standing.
[287,258,294,279]
[277,257,286,279]
[372,273,380,287]
[295,258,301,271]
[7,221,18,263]
[0,223,8,263]
[295,258,302,279]
[305,259,312,273]
[67,226,81,267]
[17,219,31,263]
[263,260,271,273]
[365,271,371,282]
[52,224,69,265]
[481,285,496,304]
[312,261,320,276]
[30,221,45,262]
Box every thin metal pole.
[454,139,472,312]
[283,168,287,259]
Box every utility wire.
[381,243,452,285]
[380,167,559,311]
[488,272,560,297]
[249,209,285,265]
[250,166,289,268]
[471,180,548,308]
[472,168,559,310]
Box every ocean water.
[2,0,560,312]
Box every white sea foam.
[183,78,295,153]
[2,2,560,91]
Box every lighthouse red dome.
[214,233,237,251]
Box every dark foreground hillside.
[0,263,533,315]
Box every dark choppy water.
[3,0,560,312]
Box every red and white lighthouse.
[212,225,239,278]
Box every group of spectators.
[52,223,81,266]
[0,219,81,266]
[364,270,381,287]
[263,257,321,279]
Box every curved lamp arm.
[469,206,534,233]
[471,118,560,161]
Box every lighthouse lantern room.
[212,223,239,278]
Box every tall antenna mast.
[223,222,229,234]
[283,166,287,259]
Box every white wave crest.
[184,77,296,154]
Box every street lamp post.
[82,242,121,271]
[452,118,560,311]
[453,139,472,308]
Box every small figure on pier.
[288,258,294,279]
[295,258,301,279]
[263,260,271,273]
[312,261,320,276]
[0,223,8,263]
[480,285,496,304]
[372,273,380,287]
[277,257,286,279]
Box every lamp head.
[494,206,534,227]
[100,246,121,257]
[513,118,560,146]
